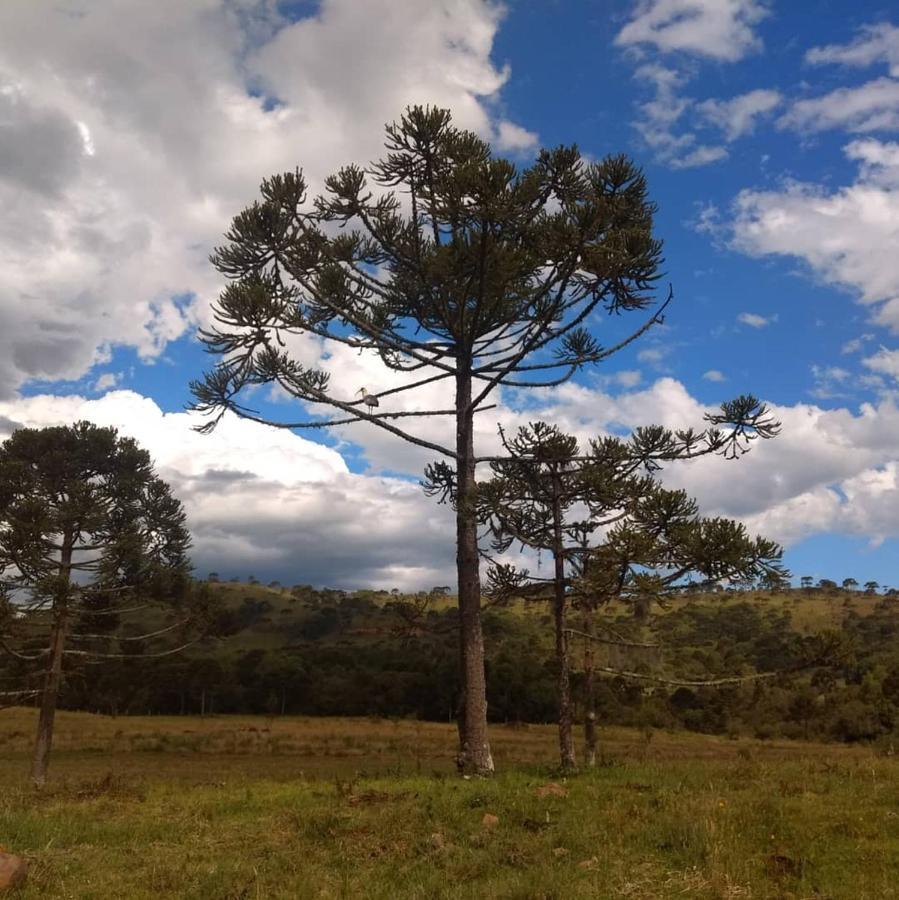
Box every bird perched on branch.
[356,387,380,410]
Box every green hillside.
[205,578,893,643]
[17,579,895,746]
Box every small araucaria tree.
[479,422,786,771]
[190,105,778,774]
[575,506,789,763]
[0,423,204,786]
[478,423,634,771]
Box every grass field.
[2,710,898,898]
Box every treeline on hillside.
[16,584,899,746]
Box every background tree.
[575,506,787,765]
[842,578,859,591]
[479,422,786,770]
[480,424,660,770]
[479,423,599,770]
[0,422,207,786]
[191,105,779,774]
[759,570,790,593]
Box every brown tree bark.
[634,594,651,622]
[583,601,598,768]
[454,367,494,775]
[31,535,72,788]
[551,473,576,772]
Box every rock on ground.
[0,853,28,892]
[535,782,569,798]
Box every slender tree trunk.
[583,601,597,768]
[634,594,651,623]
[31,536,73,787]
[551,474,576,772]
[454,367,493,775]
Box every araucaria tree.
[191,105,777,774]
[576,481,788,766]
[479,422,786,771]
[479,423,606,771]
[0,423,197,786]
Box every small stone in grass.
[536,782,568,799]
[481,813,499,829]
[0,852,28,892]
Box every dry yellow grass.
[0,706,873,786]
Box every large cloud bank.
[0,0,532,397]
[4,381,899,589]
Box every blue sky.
[1,0,899,589]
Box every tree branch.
[565,627,658,649]
[63,638,204,660]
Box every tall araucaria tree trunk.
[31,535,72,787]
[583,601,598,768]
[455,367,493,775]
[552,473,576,772]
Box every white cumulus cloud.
[616,0,769,62]
[698,88,782,140]
[0,0,533,397]
[728,140,899,331]
[737,312,776,328]
[781,23,899,136]
[495,120,539,152]
[806,22,899,77]
[525,378,899,550]
[862,347,899,380]
[779,77,899,134]
[5,376,899,583]
[629,67,777,169]
[0,391,456,591]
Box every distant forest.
[13,580,899,747]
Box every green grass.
[2,710,898,898]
